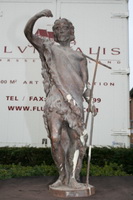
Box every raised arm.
[24,9,53,51]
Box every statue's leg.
[60,123,70,185]
[75,134,88,182]
[67,129,84,189]
[47,111,66,187]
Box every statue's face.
[53,21,71,43]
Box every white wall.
[0,0,130,147]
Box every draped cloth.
[41,42,86,135]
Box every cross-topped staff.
[84,47,111,186]
[83,52,111,70]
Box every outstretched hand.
[39,9,53,17]
[91,104,97,117]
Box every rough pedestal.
[49,184,95,198]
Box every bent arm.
[24,9,53,51]
[80,57,91,102]
[80,57,89,88]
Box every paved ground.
[0,176,133,200]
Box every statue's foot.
[62,176,69,186]
[50,179,63,188]
[75,174,80,182]
[69,178,83,189]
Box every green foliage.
[0,147,53,166]
[0,162,128,180]
[0,146,133,177]
[0,164,58,180]
[81,162,128,176]
[89,147,133,175]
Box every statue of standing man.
[24,9,93,189]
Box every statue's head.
[52,18,75,43]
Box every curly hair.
[52,18,75,42]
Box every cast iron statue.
[24,9,93,189]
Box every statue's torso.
[40,43,86,119]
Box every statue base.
[49,184,95,198]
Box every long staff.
[85,47,100,129]
[86,47,100,186]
